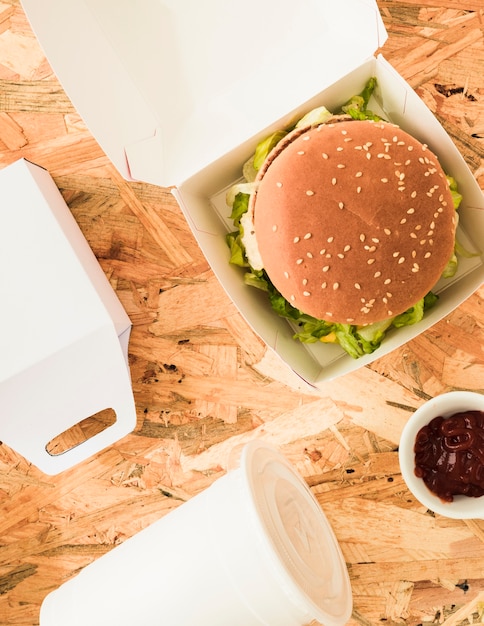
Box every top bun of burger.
[251,118,457,326]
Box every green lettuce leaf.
[253,130,288,170]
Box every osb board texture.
[0,1,483,625]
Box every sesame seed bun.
[252,119,457,325]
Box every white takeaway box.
[0,159,136,474]
[21,0,484,387]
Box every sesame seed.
[304,233,312,239]
[337,164,346,169]
[384,228,391,235]
[322,153,329,159]
[407,208,415,214]
[381,178,388,183]
[400,218,407,225]
[319,249,326,255]
[384,278,391,285]
[372,238,380,243]
[355,283,361,289]
[398,256,405,264]
[297,151,305,155]
[333,282,340,290]
[307,252,313,259]
[412,250,417,258]
[405,159,411,165]
[306,190,315,196]
[346,318,355,323]
[392,252,399,258]
[284,272,289,279]
[290,295,295,301]
[338,202,344,209]
[337,253,345,259]
[374,271,382,278]
[367,258,376,265]
[272,225,278,232]
[356,171,363,178]
[327,236,334,243]
[325,312,333,318]
[424,252,431,258]
[410,233,418,239]
[326,253,332,258]
[411,191,417,198]
[337,147,344,152]
[366,153,372,160]
[344,137,353,142]
[387,310,393,316]
[355,145,363,150]
[397,141,405,146]
[321,282,327,289]
[303,291,311,296]
[344,245,351,252]
[408,146,414,151]
[302,278,308,285]
[322,265,330,272]
[383,297,388,304]
[357,186,362,193]
[360,234,366,242]
[332,178,337,185]
[377,153,385,159]
[296,258,303,265]
[294,236,300,243]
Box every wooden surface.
[1,1,484,624]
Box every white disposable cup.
[40,440,352,626]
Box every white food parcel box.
[0,159,136,474]
[21,0,484,388]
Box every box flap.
[21,0,387,187]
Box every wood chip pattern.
[0,2,483,625]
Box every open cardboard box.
[0,159,136,474]
[21,0,484,387]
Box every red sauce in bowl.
[414,410,484,503]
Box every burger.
[226,79,462,358]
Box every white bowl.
[399,391,484,519]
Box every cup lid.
[242,440,352,626]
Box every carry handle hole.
[45,408,117,456]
